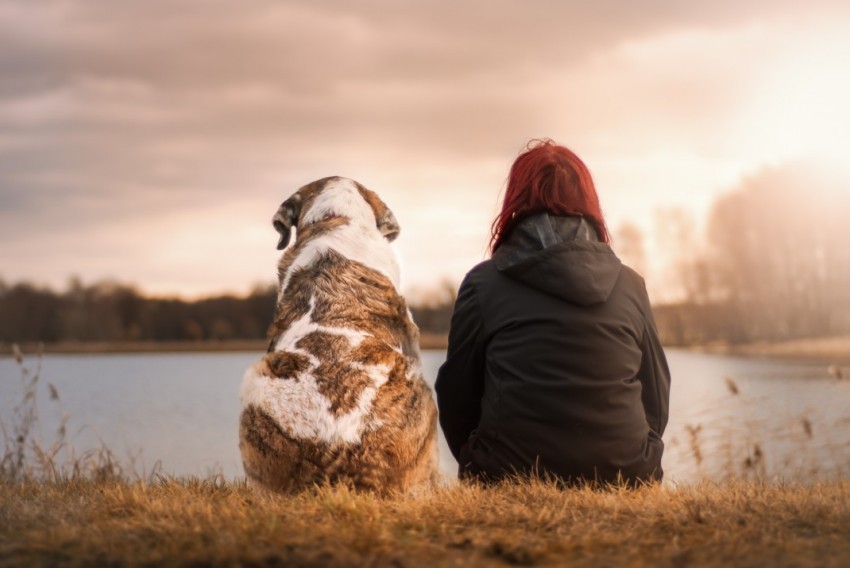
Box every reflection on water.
[1,349,848,483]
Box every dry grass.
[1,345,148,484]
[1,476,849,567]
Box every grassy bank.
[2,477,850,567]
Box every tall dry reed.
[1,344,156,484]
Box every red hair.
[489,139,609,253]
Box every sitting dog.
[239,176,438,494]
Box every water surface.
[1,349,848,483]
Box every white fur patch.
[300,178,374,227]
[240,298,395,445]
[279,224,400,298]
[273,298,370,357]
[240,365,388,444]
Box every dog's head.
[272,177,400,250]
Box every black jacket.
[435,214,670,485]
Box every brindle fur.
[240,398,437,494]
[240,178,438,495]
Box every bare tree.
[654,207,714,305]
[613,221,647,277]
[705,162,850,341]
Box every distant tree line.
[0,277,457,345]
[0,279,279,344]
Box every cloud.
[2,0,850,295]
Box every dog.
[239,176,439,494]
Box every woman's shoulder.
[452,261,503,304]
[465,259,495,279]
[613,263,655,316]
[617,263,647,290]
[462,259,509,291]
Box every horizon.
[2,1,850,303]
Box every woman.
[435,140,670,485]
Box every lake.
[1,349,849,484]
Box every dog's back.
[239,177,438,494]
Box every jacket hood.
[492,213,622,305]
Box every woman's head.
[490,139,609,252]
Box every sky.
[2,0,849,302]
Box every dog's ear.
[272,193,302,250]
[357,185,400,242]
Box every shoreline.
[689,335,850,365]
[4,334,849,363]
[3,333,451,356]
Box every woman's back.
[434,140,670,486]
[436,214,667,484]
